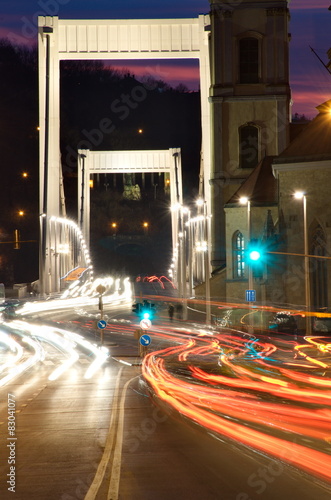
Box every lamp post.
[239,197,253,292]
[79,153,86,230]
[185,208,194,298]
[240,197,254,332]
[196,199,211,325]
[111,222,117,236]
[294,192,311,335]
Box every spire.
[262,209,275,241]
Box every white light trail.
[0,336,44,387]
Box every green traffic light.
[249,250,261,261]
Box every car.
[313,316,331,334]
[269,312,298,334]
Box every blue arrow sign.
[97,319,107,329]
[139,334,151,346]
[245,289,256,302]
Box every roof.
[274,100,331,164]
[226,155,277,205]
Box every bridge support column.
[38,16,61,294]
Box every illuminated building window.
[233,231,245,279]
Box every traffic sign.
[139,334,151,346]
[97,319,107,329]
[245,289,256,302]
[139,318,152,330]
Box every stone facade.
[192,2,331,315]
[208,0,291,268]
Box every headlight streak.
[0,335,44,387]
[0,330,24,374]
[0,320,109,384]
[16,276,132,316]
[141,329,331,483]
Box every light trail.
[0,335,44,387]
[0,319,110,384]
[0,330,24,374]
[142,328,331,483]
[16,276,132,316]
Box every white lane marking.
[84,367,124,500]
[84,367,139,500]
[107,375,138,499]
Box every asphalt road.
[0,297,330,500]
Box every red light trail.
[142,330,331,483]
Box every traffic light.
[132,301,156,319]
[132,303,142,315]
[248,248,261,262]
[141,300,156,320]
[246,239,265,276]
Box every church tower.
[208,0,291,268]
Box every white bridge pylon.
[78,148,183,263]
[38,15,211,293]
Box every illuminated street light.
[18,210,25,217]
[111,222,117,235]
[171,203,181,212]
[294,191,311,335]
[195,198,211,325]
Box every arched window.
[239,124,259,169]
[239,37,259,84]
[311,225,328,311]
[233,231,245,279]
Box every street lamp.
[294,191,311,334]
[196,198,211,325]
[184,208,194,298]
[111,222,117,236]
[79,153,86,230]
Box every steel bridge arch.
[38,15,211,294]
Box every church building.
[204,0,331,316]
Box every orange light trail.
[142,328,331,483]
